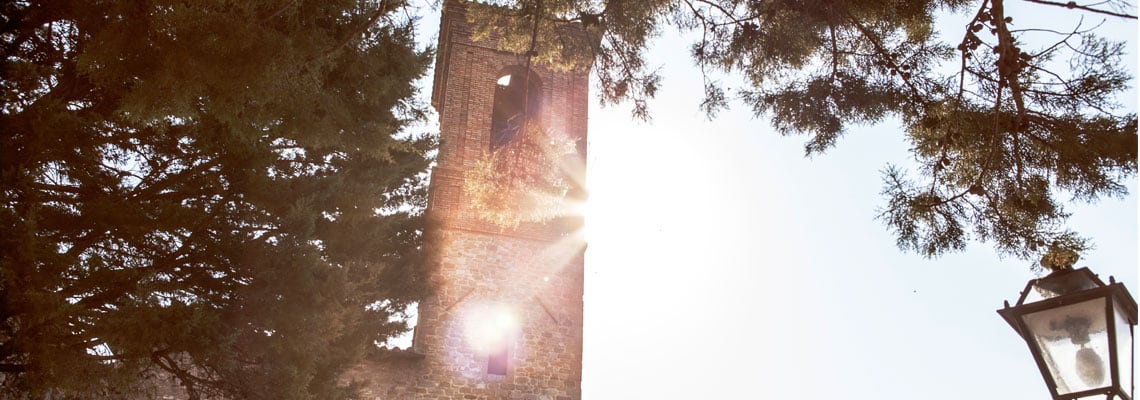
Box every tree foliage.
[464,0,1137,268]
[1,0,431,398]
[463,122,579,227]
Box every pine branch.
[1023,0,1137,19]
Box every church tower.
[349,1,589,398]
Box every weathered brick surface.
[348,229,584,399]
[348,0,589,398]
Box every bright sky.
[412,2,1137,399]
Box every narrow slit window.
[487,345,508,375]
[490,71,541,149]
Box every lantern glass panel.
[1113,299,1133,395]
[1021,297,1111,395]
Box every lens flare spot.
[464,304,518,353]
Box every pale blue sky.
[409,2,1138,398]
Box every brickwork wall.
[348,0,590,398]
[348,229,584,400]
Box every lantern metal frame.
[999,267,1138,400]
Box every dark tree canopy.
[464,0,1137,269]
[1,0,431,398]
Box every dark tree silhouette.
[1,1,432,398]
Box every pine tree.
[463,0,1137,268]
[1,1,431,398]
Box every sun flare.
[463,304,519,353]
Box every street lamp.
[999,267,1137,400]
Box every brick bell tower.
[349,1,589,398]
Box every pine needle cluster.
[463,122,579,228]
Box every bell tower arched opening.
[490,68,542,149]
